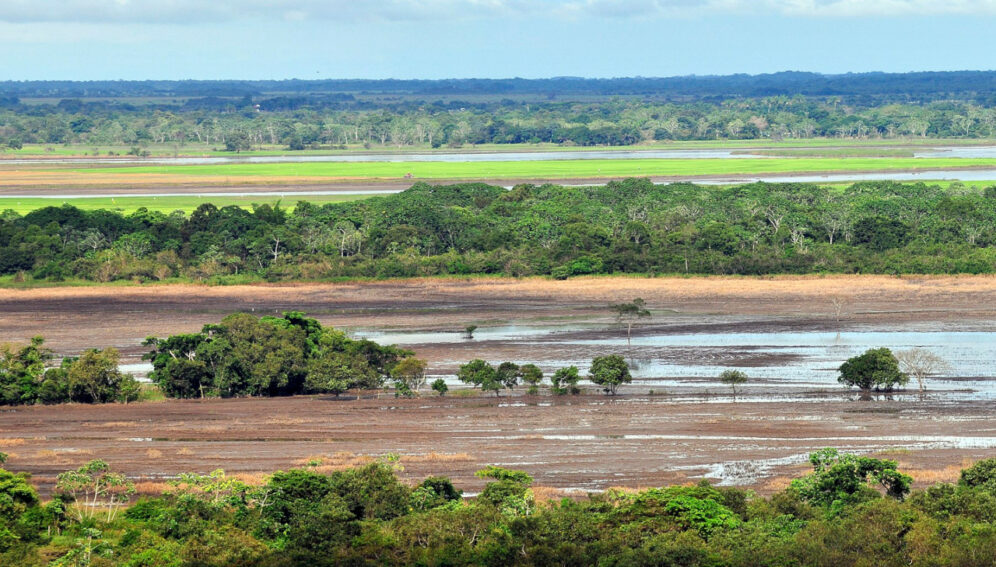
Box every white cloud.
[0,0,994,24]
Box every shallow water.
[353,326,996,399]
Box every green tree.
[496,362,520,392]
[0,336,51,405]
[551,366,580,395]
[306,352,376,398]
[431,378,448,396]
[64,348,140,404]
[519,364,543,395]
[838,348,909,392]
[719,369,748,399]
[790,448,912,511]
[391,357,428,397]
[457,359,502,396]
[589,355,631,395]
[56,460,135,523]
[610,298,651,344]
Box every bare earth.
[1,275,995,495]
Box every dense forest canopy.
[3,180,996,283]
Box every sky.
[1,0,996,80]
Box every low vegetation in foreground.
[1,450,995,566]
[4,179,996,283]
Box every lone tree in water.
[895,348,950,394]
[610,298,651,345]
[719,370,748,400]
[589,355,632,395]
[838,348,909,392]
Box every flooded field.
[354,326,996,400]
[3,276,995,493]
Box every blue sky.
[1,1,995,80]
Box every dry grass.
[145,449,163,459]
[297,451,376,472]
[33,448,94,466]
[133,481,172,495]
[91,421,138,428]
[176,447,194,456]
[402,452,474,463]
[531,485,573,504]
[231,472,269,486]
[0,438,26,448]
[262,416,309,426]
[902,458,975,485]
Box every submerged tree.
[895,348,950,393]
[838,348,909,392]
[589,355,632,395]
[719,369,748,400]
[610,298,651,345]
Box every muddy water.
[355,326,996,400]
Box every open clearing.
[1,275,994,494]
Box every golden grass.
[297,451,376,472]
[133,481,172,495]
[33,448,94,465]
[145,449,163,459]
[402,452,474,463]
[176,447,194,456]
[902,458,976,485]
[262,416,309,426]
[0,438,26,448]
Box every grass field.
[62,156,996,180]
[0,193,370,214]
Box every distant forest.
[3,72,996,150]
[5,71,996,101]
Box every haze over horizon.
[2,0,996,81]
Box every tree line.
[2,448,996,566]
[5,91,996,151]
[4,179,996,283]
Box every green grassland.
[69,156,996,180]
[0,193,370,214]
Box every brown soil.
[1,275,994,494]
[0,394,991,497]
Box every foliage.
[550,366,581,395]
[430,378,448,396]
[610,298,651,343]
[56,460,136,523]
[838,348,910,391]
[1,338,138,406]
[144,311,412,399]
[719,369,748,397]
[391,357,428,396]
[7,179,996,284]
[790,449,912,511]
[588,355,632,395]
[0,452,995,565]
[519,364,543,395]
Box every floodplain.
[2,275,994,495]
